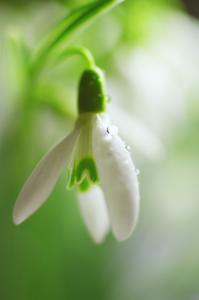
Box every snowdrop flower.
[13,67,140,243]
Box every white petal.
[77,185,110,244]
[13,128,81,225]
[93,121,140,242]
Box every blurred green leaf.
[30,0,124,76]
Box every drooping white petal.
[93,120,140,242]
[77,185,110,244]
[13,128,81,225]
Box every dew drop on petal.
[107,125,118,136]
[123,159,129,165]
[135,168,140,175]
[67,162,73,170]
[125,145,131,151]
[105,95,111,103]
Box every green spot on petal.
[78,177,91,192]
[76,157,99,183]
[67,157,99,190]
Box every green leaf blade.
[30,0,124,76]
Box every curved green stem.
[28,0,124,77]
[52,46,96,69]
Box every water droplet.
[105,95,111,103]
[107,125,118,136]
[67,163,73,170]
[135,168,140,175]
[125,145,131,151]
[123,159,129,165]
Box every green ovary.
[67,157,99,191]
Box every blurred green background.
[1,0,199,299]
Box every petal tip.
[12,202,29,225]
[112,212,139,243]
[113,229,134,243]
[92,235,107,245]
[12,212,22,225]
[77,185,110,245]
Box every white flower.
[13,112,140,243]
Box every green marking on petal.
[78,177,91,192]
[76,157,99,183]
[67,157,99,190]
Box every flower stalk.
[51,46,96,69]
[28,0,125,78]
